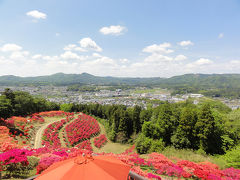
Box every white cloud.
[60,51,81,60]
[91,57,115,66]
[79,38,102,52]
[92,53,102,58]
[195,58,213,65]
[186,58,213,69]
[10,51,29,59]
[32,54,42,59]
[42,56,58,61]
[1,44,22,52]
[74,47,86,52]
[26,10,47,19]
[143,43,173,54]
[218,33,224,39]
[99,25,127,36]
[144,54,173,63]
[55,33,60,37]
[63,44,76,51]
[63,44,86,52]
[0,56,14,65]
[230,60,240,64]
[120,58,129,63]
[1,41,238,78]
[175,55,187,61]
[178,40,194,47]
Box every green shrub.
[223,145,240,168]
[27,156,40,170]
[116,131,128,143]
[149,139,165,152]
[135,134,152,154]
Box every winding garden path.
[59,118,76,147]
[33,114,129,154]
[34,121,52,149]
[34,118,63,149]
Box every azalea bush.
[36,153,63,174]
[1,112,240,180]
[1,146,240,179]
[42,119,67,148]
[5,116,28,127]
[94,134,107,148]
[0,149,32,178]
[29,115,45,123]
[65,114,100,146]
[0,126,21,152]
[75,140,93,151]
[35,111,73,117]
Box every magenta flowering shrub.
[0,148,33,177]
[52,150,69,157]
[1,145,240,180]
[0,149,32,166]
[147,173,162,180]
[65,114,100,146]
[156,164,183,178]
[36,153,63,174]
[94,134,107,148]
[222,167,240,180]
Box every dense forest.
[67,99,239,155]
[2,73,240,98]
[0,89,59,123]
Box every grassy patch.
[91,123,130,154]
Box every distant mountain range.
[2,73,240,97]
[0,73,240,88]
[0,73,164,86]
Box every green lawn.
[90,123,130,154]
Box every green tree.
[140,109,152,124]
[13,91,35,116]
[225,109,240,143]
[195,103,216,153]
[171,106,198,149]
[2,88,15,105]
[135,134,152,154]
[0,95,12,120]
[142,121,161,139]
[157,102,175,145]
[60,103,73,112]
[132,105,142,133]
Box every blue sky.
[0,0,240,77]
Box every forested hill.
[1,73,240,87]
[1,73,240,97]
[162,74,240,88]
[162,74,240,98]
[0,73,163,86]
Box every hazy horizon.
[0,0,240,77]
[1,72,240,79]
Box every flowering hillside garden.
[0,111,240,180]
[65,114,100,146]
[1,145,240,179]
